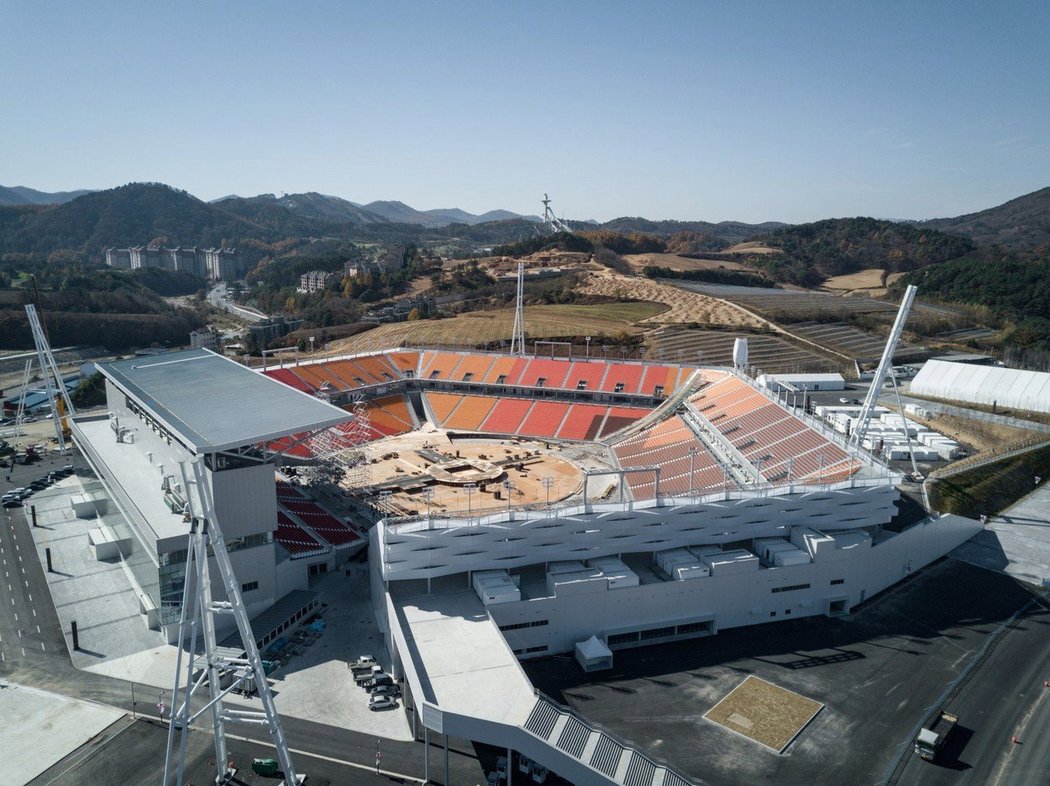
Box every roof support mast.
[25,304,77,452]
[509,261,526,356]
[850,284,917,449]
[163,459,304,785]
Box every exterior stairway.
[522,693,697,786]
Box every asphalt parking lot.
[524,558,1045,786]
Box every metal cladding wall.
[910,359,1050,414]
[379,482,899,581]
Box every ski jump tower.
[541,193,574,235]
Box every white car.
[368,694,398,711]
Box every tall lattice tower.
[509,261,526,356]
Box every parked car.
[62,464,75,474]
[2,498,22,509]
[368,694,398,711]
[362,674,394,690]
[369,683,401,697]
[353,665,384,684]
[12,487,28,498]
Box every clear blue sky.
[2,1,1048,223]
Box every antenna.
[509,262,526,356]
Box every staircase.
[523,694,698,786]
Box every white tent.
[910,359,1050,414]
[574,635,613,672]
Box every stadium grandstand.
[69,345,985,786]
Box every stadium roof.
[99,349,350,452]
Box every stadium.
[72,344,982,785]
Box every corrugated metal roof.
[99,349,350,451]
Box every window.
[525,645,548,654]
[354,377,366,385]
[772,583,811,594]
[462,372,474,382]
[770,611,777,617]
[498,619,549,632]
[614,382,625,392]
[654,385,665,397]
[429,370,441,379]
[496,374,507,384]
[830,578,845,585]
[608,632,639,646]
[535,377,546,388]
[640,626,675,641]
[576,380,587,390]
[241,581,259,593]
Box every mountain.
[363,200,542,227]
[216,192,387,225]
[915,187,1050,249]
[755,217,975,286]
[592,217,788,244]
[0,183,299,257]
[0,185,94,206]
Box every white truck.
[915,710,958,761]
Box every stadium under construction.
[70,343,982,785]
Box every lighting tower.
[25,304,76,451]
[163,459,304,786]
[509,262,526,356]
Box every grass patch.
[929,443,1050,517]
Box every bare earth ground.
[891,409,1036,454]
[722,241,779,255]
[324,302,668,354]
[622,252,751,273]
[703,675,824,753]
[821,268,906,296]
[574,270,765,328]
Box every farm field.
[324,302,668,354]
[623,252,751,273]
[789,321,925,362]
[575,271,765,328]
[648,326,839,373]
[820,268,905,293]
[722,241,779,255]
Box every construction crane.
[849,284,917,453]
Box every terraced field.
[647,327,839,373]
[325,302,667,354]
[789,321,926,363]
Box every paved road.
[894,592,1050,786]
[207,282,267,323]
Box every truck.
[915,710,958,761]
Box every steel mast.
[162,458,304,785]
[25,304,77,451]
[850,284,917,449]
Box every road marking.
[27,592,32,602]
[21,647,25,657]
[40,642,45,651]
[36,624,40,634]
[32,608,37,617]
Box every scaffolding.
[307,394,372,488]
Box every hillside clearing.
[324,302,666,353]
[575,271,765,328]
[722,241,778,255]
[821,269,905,292]
[623,252,750,273]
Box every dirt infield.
[575,271,764,329]
[703,675,824,752]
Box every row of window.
[771,583,811,594]
[498,619,549,632]
[512,645,549,655]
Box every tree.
[407,307,421,321]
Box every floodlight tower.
[163,459,304,785]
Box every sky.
[2,1,1048,224]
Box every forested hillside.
[754,218,975,286]
[917,187,1050,249]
